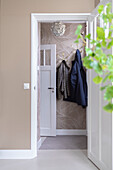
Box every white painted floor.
[0,150,98,170]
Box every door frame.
[31,13,90,158]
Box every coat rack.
[56,28,86,67]
[57,43,85,62]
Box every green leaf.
[93,75,103,84]
[90,40,98,44]
[106,3,112,14]
[102,14,108,24]
[103,103,113,113]
[85,34,91,40]
[110,25,113,31]
[74,40,79,43]
[104,86,113,101]
[83,61,93,69]
[91,61,103,75]
[83,56,93,69]
[97,27,105,40]
[108,59,113,72]
[75,25,82,35]
[108,31,112,39]
[102,65,107,70]
[96,43,101,48]
[77,34,81,39]
[107,39,113,49]
[108,74,113,82]
[106,13,113,23]
[95,48,103,56]
[102,40,107,47]
[95,55,100,61]
[98,5,104,14]
[100,85,108,91]
[85,47,92,55]
[102,73,110,83]
[107,54,113,60]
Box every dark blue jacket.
[70,49,87,107]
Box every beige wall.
[0,0,97,149]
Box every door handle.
[48,87,54,90]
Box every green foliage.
[103,103,113,113]
[93,75,103,84]
[97,27,105,40]
[74,3,113,113]
[75,25,82,35]
[104,86,113,101]
[100,85,108,91]
[85,34,91,40]
[98,5,104,14]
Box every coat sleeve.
[56,66,62,99]
[70,63,78,99]
[71,63,77,86]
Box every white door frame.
[31,13,90,158]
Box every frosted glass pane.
[45,50,51,65]
[40,50,44,66]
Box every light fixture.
[51,21,66,37]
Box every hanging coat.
[70,49,87,107]
[56,60,70,99]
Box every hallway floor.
[40,135,87,150]
[0,150,98,170]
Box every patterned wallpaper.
[41,23,86,129]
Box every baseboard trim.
[0,149,36,159]
[56,129,87,135]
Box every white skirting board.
[56,129,87,136]
[0,138,42,159]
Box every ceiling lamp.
[51,22,66,37]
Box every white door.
[87,0,112,169]
[40,44,56,136]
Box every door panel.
[87,18,100,168]
[100,50,112,170]
[40,44,56,136]
[87,0,112,169]
[90,70,100,159]
[40,70,51,128]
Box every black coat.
[56,60,70,99]
[69,49,87,107]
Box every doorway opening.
[39,21,88,150]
